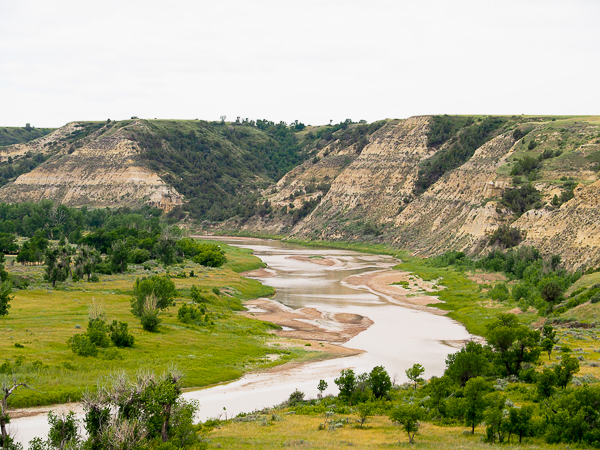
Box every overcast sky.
[1,0,599,128]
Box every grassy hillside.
[132,120,310,221]
[0,126,55,147]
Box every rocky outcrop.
[0,122,183,211]
[258,116,600,270]
[517,180,600,270]
[291,116,433,237]
[392,132,516,255]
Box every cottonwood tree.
[44,247,71,287]
[1,375,30,448]
[82,369,198,449]
[389,403,424,444]
[463,376,491,434]
[317,380,327,399]
[445,341,492,386]
[405,363,425,391]
[541,324,558,360]
[368,366,392,399]
[131,276,177,332]
[73,246,101,281]
[485,313,541,376]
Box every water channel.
[12,237,473,446]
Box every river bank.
[10,237,474,447]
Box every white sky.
[1,0,599,128]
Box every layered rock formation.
[0,122,183,211]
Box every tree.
[74,246,101,281]
[536,368,556,399]
[405,364,425,391]
[44,247,71,287]
[1,375,30,447]
[110,240,129,274]
[485,313,541,376]
[554,350,580,389]
[540,281,563,311]
[424,376,453,418]
[484,392,508,443]
[335,369,357,403]
[47,411,80,449]
[317,379,328,399]
[463,376,490,434]
[0,280,12,318]
[368,366,392,399]
[389,403,424,444]
[81,369,198,449]
[506,406,534,444]
[0,255,12,318]
[541,324,558,360]
[154,233,177,267]
[131,275,177,317]
[0,234,18,255]
[445,341,492,386]
[356,401,374,428]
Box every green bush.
[487,225,524,249]
[141,309,161,332]
[108,320,135,347]
[86,319,111,348]
[177,303,208,325]
[131,275,177,317]
[130,248,151,264]
[510,156,540,177]
[67,334,98,357]
[501,184,542,216]
[488,283,509,301]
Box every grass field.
[0,241,323,408]
[205,410,565,449]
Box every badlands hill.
[0,115,599,269]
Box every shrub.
[130,248,151,264]
[86,319,111,348]
[108,320,135,347]
[288,389,305,406]
[67,334,98,357]
[192,245,227,267]
[510,156,540,177]
[141,308,161,332]
[501,183,542,216]
[487,225,524,249]
[489,283,510,301]
[131,275,177,317]
[177,303,207,325]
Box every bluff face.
[0,121,183,211]
[243,116,600,270]
[1,115,599,269]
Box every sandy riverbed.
[241,298,373,343]
[343,269,447,315]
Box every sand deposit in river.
[241,298,373,343]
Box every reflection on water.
[13,238,472,447]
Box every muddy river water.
[11,238,472,446]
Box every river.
[11,237,472,446]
